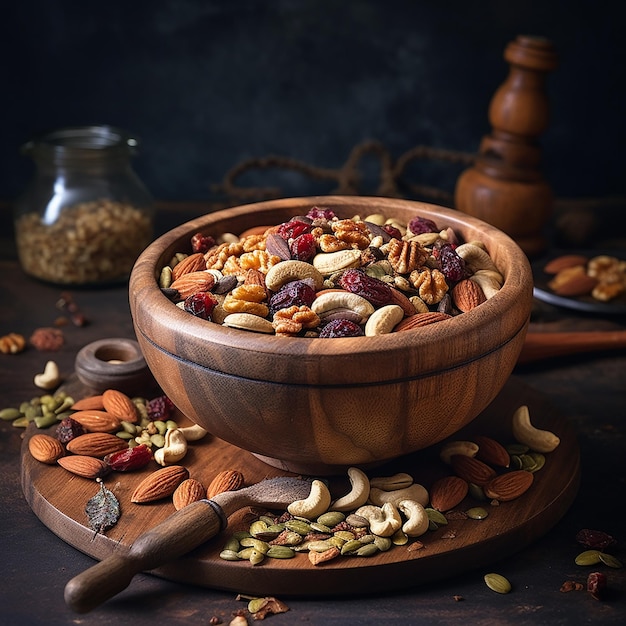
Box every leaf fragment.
[85,478,121,534]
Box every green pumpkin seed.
[34,414,58,429]
[334,530,355,542]
[355,543,379,557]
[374,536,392,551]
[391,529,409,546]
[340,539,363,555]
[12,416,32,428]
[308,540,334,552]
[219,549,241,561]
[575,550,601,566]
[468,482,487,500]
[232,530,252,541]
[466,507,489,520]
[116,431,134,440]
[0,408,22,421]
[310,522,332,533]
[484,573,512,594]
[519,454,538,472]
[248,549,265,565]
[275,530,304,546]
[222,537,241,552]
[249,520,269,537]
[239,537,270,553]
[598,552,623,568]
[328,536,347,548]
[266,546,295,559]
[285,519,312,535]
[506,443,529,455]
[509,455,523,470]
[425,508,448,526]
[528,452,545,472]
[248,597,268,613]
[258,515,276,526]
[317,511,345,527]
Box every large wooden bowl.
[129,196,533,475]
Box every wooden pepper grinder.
[455,35,558,257]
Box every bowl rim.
[129,195,533,382]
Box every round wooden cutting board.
[21,376,580,597]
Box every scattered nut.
[34,360,61,390]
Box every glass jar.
[14,125,154,285]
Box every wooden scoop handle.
[64,499,225,613]
[518,330,626,364]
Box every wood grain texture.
[21,378,579,599]
[128,196,534,473]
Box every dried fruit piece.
[575,529,617,552]
[184,292,219,320]
[56,416,87,444]
[318,319,364,338]
[339,269,393,307]
[104,444,153,472]
[587,571,607,600]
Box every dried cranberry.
[587,571,607,600]
[408,216,438,235]
[437,243,466,282]
[56,417,86,444]
[290,233,317,262]
[576,529,617,552]
[319,319,364,338]
[277,219,311,241]
[338,269,393,307]
[306,206,336,221]
[190,232,215,254]
[147,395,175,421]
[184,292,218,320]
[104,444,153,472]
[382,224,403,240]
[269,280,317,316]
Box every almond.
[171,253,207,281]
[473,435,510,468]
[170,271,216,300]
[543,254,589,275]
[451,279,486,312]
[206,469,245,499]
[172,478,207,510]
[395,311,452,331]
[66,432,128,458]
[102,389,139,423]
[547,265,597,297]
[71,395,105,411]
[70,410,121,433]
[484,470,534,501]
[388,287,417,317]
[58,455,110,479]
[450,454,497,486]
[28,434,65,464]
[429,475,468,511]
[131,465,190,503]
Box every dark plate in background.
[532,250,626,314]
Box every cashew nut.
[265,259,325,292]
[511,405,560,453]
[364,304,405,336]
[287,479,332,519]
[369,472,414,491]
[455,243,501,274]
[154,428,188,466]
[397,499,429,537]
[470,269,503,299]
[311,291,375,324]
[312,249,362,275]
[355,503,402,537]
[439,440,479,465]
[368,483,429,508]
[34,360,61,390]
[222,313,275,334]
[177,423,210,442]
[331,467,370,512]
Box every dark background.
[2,0,624,206]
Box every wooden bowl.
[129,196,533,475]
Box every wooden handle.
[518,331,626,364]
[64,499,225,613]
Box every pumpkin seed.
[509,455,523,470]
[222,537,241,552]
[285,519,312,535]
[484,572,512,594]
[308,540,335,552]
[468,482,487,500]
[575,550,601,566]
[374,536,393,551]
[266,546,296,559]
[341,539,363,555]
[425,508,448,526]
[317,511,345,527]
[249,520,269,537]
[239,537,270,553]
[310,522,332,533]
[0,408,22,421]
[355,543,379,557]
[528,452,545,472]
[466,507,489,520]
[232,530,252,541]
[598,552,623,568]
[519,454,538,472]
[219,549,241,561]
[506,443,529,455]
[392,529,409,546]
[334,530,356,542]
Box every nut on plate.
[102,389,139,422]
[58,455,110,479]
[0,332,26,354]
[450,454,496,486]
[429,475,469,511]
[131,465,190,503]
[28,433,65,464]
[206,469,245,499]
[484,470,534,501]
[173,478,207,510]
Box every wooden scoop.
[64,476,312,613]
